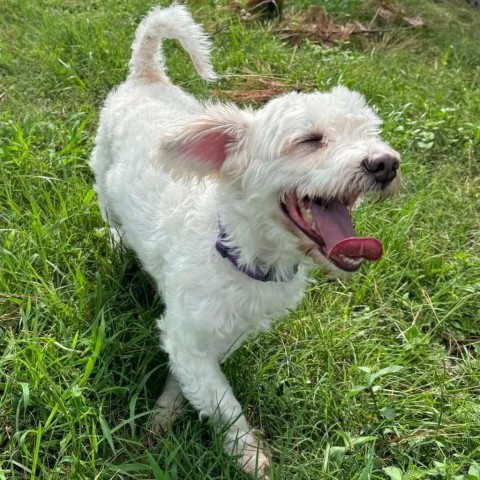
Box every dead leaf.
[375,2,425,28]
[210,74,307,103]
[276,3,425,49]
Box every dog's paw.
[236,444,270,479]
[149,403,184,435]
[149,408,171,435]
[227,430,270,479]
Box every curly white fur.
[90,4,400,478]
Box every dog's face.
[159,86,400,276]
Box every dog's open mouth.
[281,192,383,272]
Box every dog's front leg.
[167,350,270,479]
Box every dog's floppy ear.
[157,102,252,178]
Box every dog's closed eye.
[282,132,327,156]
[299,133,326,148]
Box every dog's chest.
[213,272,307,332]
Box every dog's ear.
[157,102,252,178]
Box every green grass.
[1,0,479,478]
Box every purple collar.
[215,219,298,282]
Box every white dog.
[90,4,400,478]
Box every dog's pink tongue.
[310,200,383,261]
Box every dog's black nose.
[363,154,399,185]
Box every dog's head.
[158,86,400,276]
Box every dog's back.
[89,5,216,253]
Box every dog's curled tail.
[128,4,217,83]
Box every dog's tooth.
[299,203,316,229]
[305,207,316,229]
[338,254,362,267]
